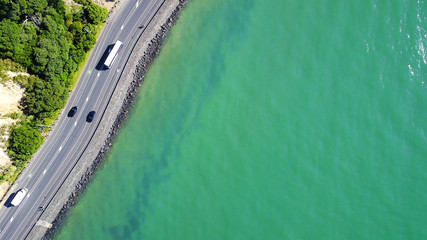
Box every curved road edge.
[26,0,188,239]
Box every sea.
[56,0,427,239]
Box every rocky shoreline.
[42,0,188,239]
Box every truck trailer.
[11,188,28,206]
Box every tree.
[14,23,37,67]
[24,76,68,119]
[0,20,21,59]
[32,30,71,79]
[0,0,10,19]
[32,0,48,16]
[84,2,108,25]
[0,19,37,68]
[8,123,44,162]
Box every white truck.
[11,188,28,206]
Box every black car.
[68,106,77,117]
[86,111,96,122]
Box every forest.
[0,0,108,182]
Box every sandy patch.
[62,0,80,7]
[0,80,24,171]
[0,80,25,114]
[63,0,117,12]
[93,0,117,12]
[0,150,12,168]
[6,71,29,79]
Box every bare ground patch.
[0,80,25,199]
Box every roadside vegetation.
[0,0,108,186]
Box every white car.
[11,188,28,206]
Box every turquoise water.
[56,0,427,239]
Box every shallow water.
[56,0,427,239]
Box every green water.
[56,0,427,239]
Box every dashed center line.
[121,25,124,30]
[136,1,139,8]
[74,121,77,126]
[58,146,63,152]
[97,72,100,77]
[43,169,46,175]
[10,217,13,222]
[86,97,89,102]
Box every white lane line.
[121,25,124,30]
[59,146,63,152]
[10,218,13,223]
[74,121,77,126]
[86,97,89,102]
[136,1,139,8]
[97,72,100,77]
[27,194,30,198]
[43,169,46,175]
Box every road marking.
[28,173,33,179]
[121,25,124,30]
[59,146,63,152]
[74,121,77,126]
[43,169,46,175]
[97,72,100,77]
[117,69,121,73]
[136,1,139,8]
[27,194,30,198]
[86,97,89,102]
[87,69,92,75]
[10,218,13,223]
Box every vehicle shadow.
[95,44,114,71]
[3,193,16,208]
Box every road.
[0,0,165,238]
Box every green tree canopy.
[8,123,44,162]
[84,2,108,25]
[24,76,68,119]
[0,20,21,59]
[0,19,38,67]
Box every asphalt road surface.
[0,0,165,238]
